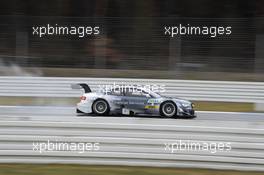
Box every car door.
[106,88,125,109]
[123,88,151,111]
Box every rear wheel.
[92,99,110,115]
[160,101,177,118]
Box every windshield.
[98,87,161,98]
[145,90,161,98]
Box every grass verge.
[0,164,263,175]
[193,101,254,112]
[0,97,256,112]
[2,67,263,81]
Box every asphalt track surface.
[0,105,264,123]
[1,105,264,171]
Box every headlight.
[181,103,191,108]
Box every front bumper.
[178,107,196,117]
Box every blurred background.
[0,0,263,81]
[0,1,264,175]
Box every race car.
[71,83,196,118]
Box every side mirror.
[144,94,151,98]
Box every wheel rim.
[94,101,107,114]
[162,102,176,117]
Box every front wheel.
[160,101,177,118]
[92,99,110,115]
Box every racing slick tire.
[160,101,177,118]
[92,99,110,116]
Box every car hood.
[161,96,192,104]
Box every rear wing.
[71,83,92,93]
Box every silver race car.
[72,83,196,118]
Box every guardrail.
[0,76,263,171]
[0,120,263,171]
[0,76,264,104]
